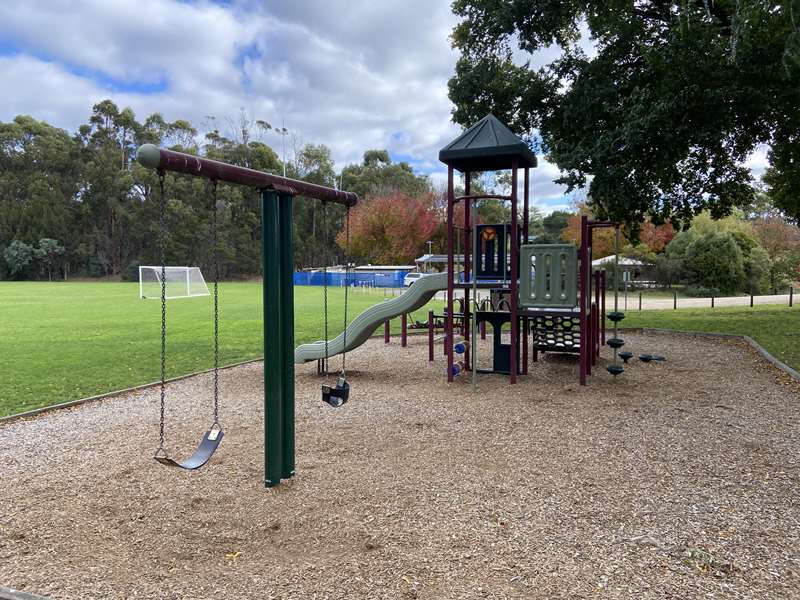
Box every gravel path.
[2,333,799,599]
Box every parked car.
[403,272,425,287]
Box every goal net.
[139,266,210,300]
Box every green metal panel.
[262,190,283,487]
[519,244,578,308]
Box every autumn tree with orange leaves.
[337,192,438,264]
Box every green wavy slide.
[294,272,448,364]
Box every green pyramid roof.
[439,114,537,172]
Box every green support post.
[261,190,295,487]
[262,190,283,487]
[279,192,295,480]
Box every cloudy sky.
[0,0,767,213]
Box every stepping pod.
[607,311,625,323]
[606,338,625,349]
[607,364,625,377]
[618,351,633,364]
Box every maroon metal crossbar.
[136,144,358,206]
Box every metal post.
[446,166,455,382]
[601,270,606,344]
[639,291,642,311]
[674,291,677,309]
[579,215,589,386]
[712,295,715,308]
[384,320,390,344]
[750,291,754,307]
[401,313,407,347]
[509,160,519,383]
[262,190,283,488]
[428,310,434,362]
[594,270,601,359]
[278,192,295,480]
[464,172,471,344]
[591,302,599,364]
[472,196,478,390]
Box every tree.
[449,1,800,229]
[0,115,81,262]
[560,204,628,258]
[684,232,746,295]
[340,150,430,199]
[4,240,34,278]
[339,193,438,264]
[753,217,800,290]
[36,238,64,281]
[639,221,676,253]
[535,210,570,244]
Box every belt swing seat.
[152,172,224,470]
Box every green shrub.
[684,232,746,295]
[684,285,721,297]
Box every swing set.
[137,143,358,486]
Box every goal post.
[139,266,210,299]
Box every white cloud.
[745,144,770,180]
[0,0,766,211]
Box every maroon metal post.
[522,167,529,375]
[401,313,407,347]
[480,320,486,340]
[428,310,434,362]
[446,166,455,382]
[600,270,607,345]
[384,320,390,344]
[591,302,599,364]
[509,160,519,384]
[522,318,529,374]
[462,175,471,367]
[594,270,601,359]
[523,167,530,242]
[138,144,356,206]
[579,215,589,385]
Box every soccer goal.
[139,266,210,300]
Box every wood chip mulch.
[2,332,799,599]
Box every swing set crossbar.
[137,144,357,206]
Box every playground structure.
[134,114,625,485]
[437,114,624,386]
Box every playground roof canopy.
[439,114,537,173]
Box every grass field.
[622,305,799,371]
[3,282,797,418]
[1,282,438,417]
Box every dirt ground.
[2,332,800,599]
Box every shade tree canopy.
[448,0,800,230]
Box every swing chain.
[341,205,350,376]
[158,170,167,453]
[211,178,220,425]
[322,200,329,374]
